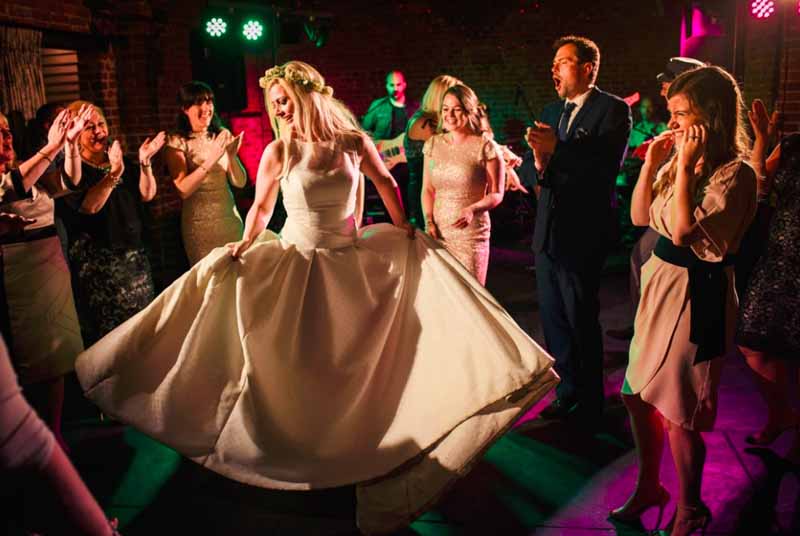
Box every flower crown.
[258,65,332,96]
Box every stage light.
[242,19,264,41]
[205,17,227,37]
[750,0,775,19]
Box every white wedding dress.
[76,135,558,533]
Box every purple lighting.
[750,0,775,19]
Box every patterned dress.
[62,157,155,346]
[423,133,498,285]
[167,128,245,265]
[736,134,800,358]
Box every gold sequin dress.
[167,129,245,265]
[423,133,497,284]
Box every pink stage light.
[750,0,775,19]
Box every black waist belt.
[653,236,735,364]
[0,225,57,246]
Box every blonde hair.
[67,100,105,120]
[419,75,462,120]
[259,61,363,177]
[654,66,750,196]
[437,84,485,135]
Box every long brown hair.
[437,84,485,135]
[655,66,750,196]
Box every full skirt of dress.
[76,224,558,532]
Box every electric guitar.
[375,133,406,170]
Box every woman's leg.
[611,393,667,516]
[739,345,797,441]
[666,422,711,535]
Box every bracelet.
[107,173,122,189]
[38,150,53,163]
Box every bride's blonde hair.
[260,61,363,177]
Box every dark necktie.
[558,102,577,141]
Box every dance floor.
[7,246,799,535]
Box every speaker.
[189,30,247,113]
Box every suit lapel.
[566,87,599,139]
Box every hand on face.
[644,130,675,167]
[677,124,706,170]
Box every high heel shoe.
[608,484,670,528]
[662,503,712,536]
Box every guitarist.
[362,71,410,220]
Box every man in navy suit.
[526,36,631,421]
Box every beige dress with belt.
[167,129,246,265]
[624,159,756,431]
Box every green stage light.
[205,17,227,37]
[242,20,264,41]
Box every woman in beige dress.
[165,81,247,265]
[610,67,756,535]
[421,84,505,285]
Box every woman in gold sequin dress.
[421,84,505,284]
[165,82,247,265]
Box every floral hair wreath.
[259,65,333,96]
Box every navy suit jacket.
[532,87,631,268]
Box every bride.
[76,61,558,533]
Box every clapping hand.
[525,122,558,155]
[748,99,778,142]
[108,140,124,177]
[139,131,166,164]
[226,132,244,159]
[45,109,71,150]
[66,104,93,144]
[203,133,229,170]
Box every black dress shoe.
[539,398,578,420]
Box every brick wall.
[742,3,800,135]
[3,0,799,287]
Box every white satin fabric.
[76,137,558,532]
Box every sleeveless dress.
[167,129,245,265]
[736,133,800,358]
[423,133,496,285]
[623,159,757,431]
[76,136,558,532]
